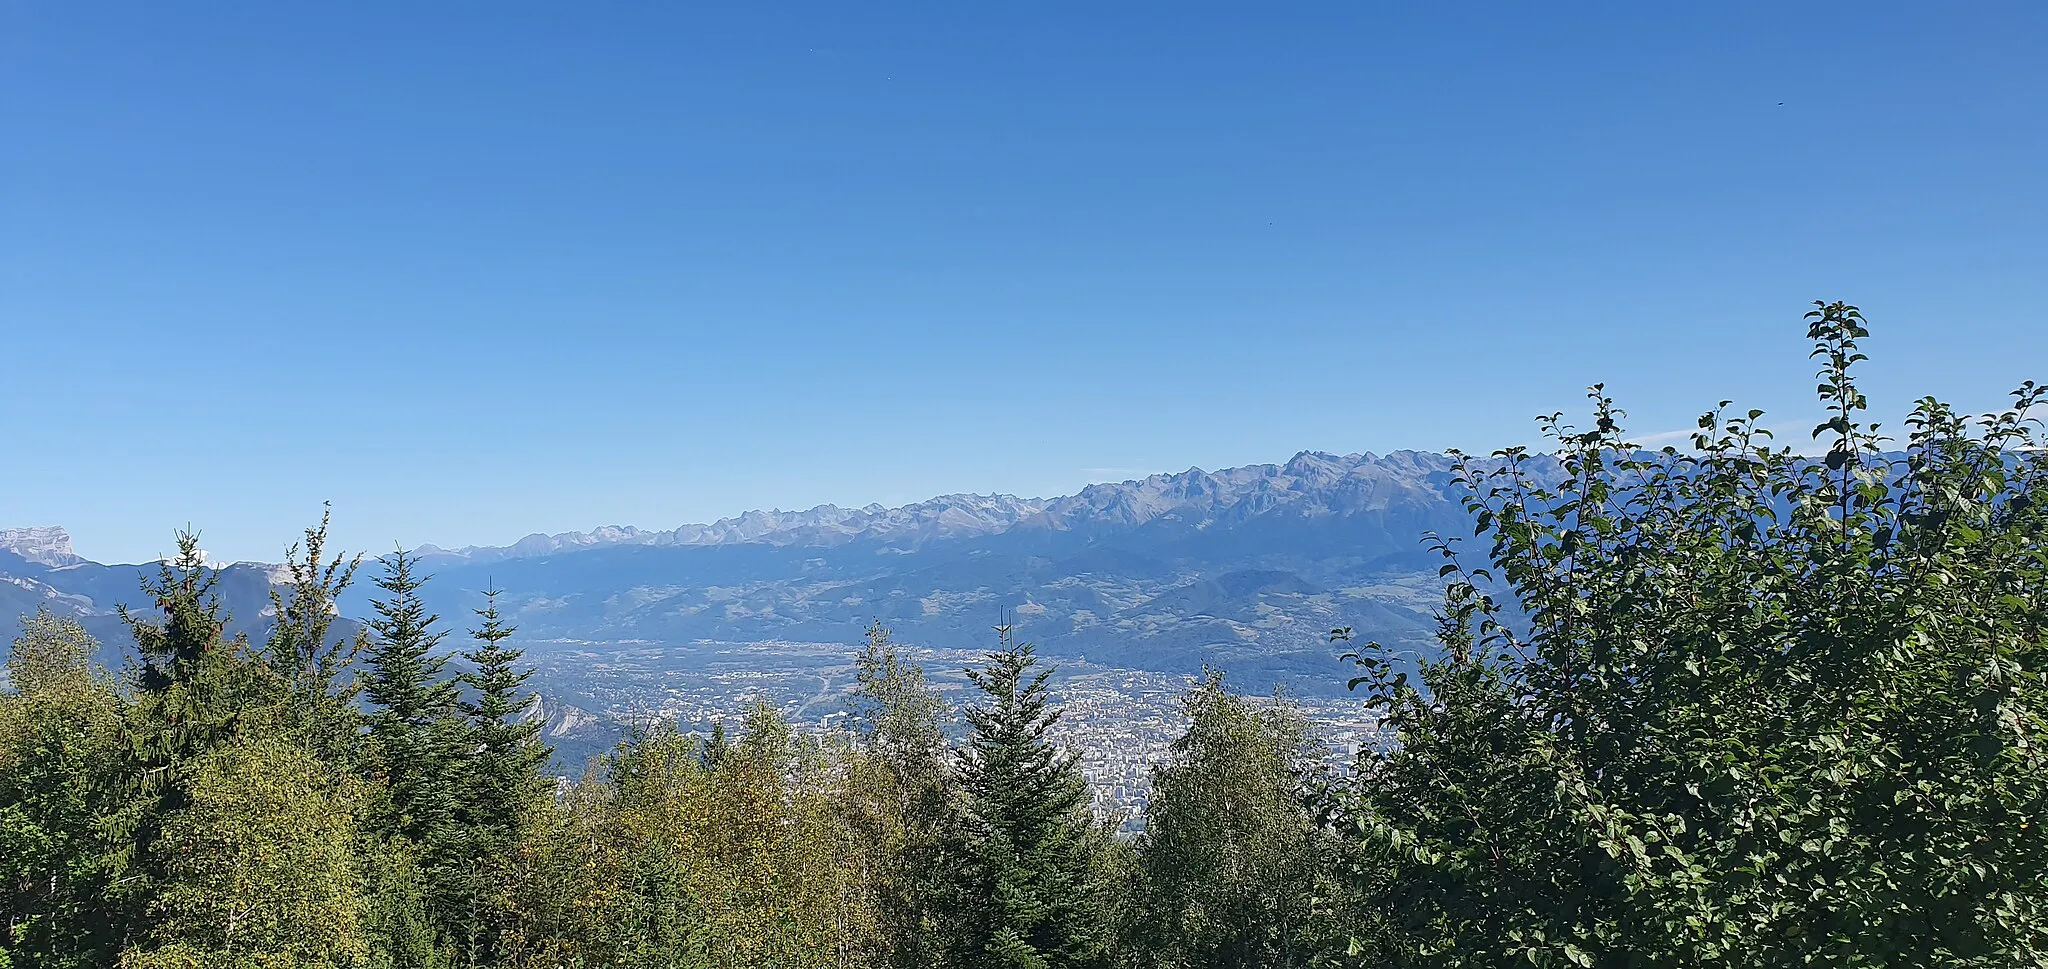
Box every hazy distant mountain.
[0,535,303,668]
[420,450,1481,561]
[1,526,83,568]
[394,450,1539,692]
[4,450,1543,693]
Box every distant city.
[517,637,1385,830]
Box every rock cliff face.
[0,526,82,567]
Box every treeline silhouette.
[3,302,2044,968]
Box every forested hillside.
[4,304,2045,967]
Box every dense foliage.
[1328,302,2048,967]
[1,302,2042,967]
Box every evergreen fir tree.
[122,530,231,695]
[700,719,730,770]
[940,624,1109,969]
[262,505,370,764]
[116,531,280,879]
[366,550,464,809]
[364,549,472,942]
[455,585,551,965]
[459,586,549,841]
[263,504,365,701]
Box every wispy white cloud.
[1631,428,1699,446]
[1631,420,1822,452]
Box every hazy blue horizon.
[6,3,2043,562]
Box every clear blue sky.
[4,3,2043,564]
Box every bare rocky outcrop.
[0,526,82,567]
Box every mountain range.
[3,449,1547,694]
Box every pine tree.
[262,505,370,764]
[701,719,730,770]
[122,530,232,695]
[459,585,549,844]
[940,624,1110,969]
[263,504,365,701]
[115,531,281,885]
[455,585,551,962]
[364,549,472,945]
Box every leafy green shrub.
[1332,302,2048,967]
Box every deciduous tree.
[1330,302,2048,967]
[1127,670,1346,968]
[0,611,128,969]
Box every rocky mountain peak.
[0,526,81,567]
[405,449,1530,566]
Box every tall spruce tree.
[940,624,1110,969]
[263,505,365,701]
[262,506,370,764]
[458,586,549,850]
[123,530,232,695]
[452,586,550,964]
[364,549,471,941]
[115,531,281,891]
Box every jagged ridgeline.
[2,449,1558,693]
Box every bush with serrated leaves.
[1330,302,2048,968]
